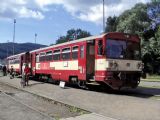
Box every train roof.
[7,33,106,59]
[30,33,107,53]
[7,32,140,58]
[7,52,25,59]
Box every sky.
[0,0,151,45]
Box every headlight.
[109,62,113,68]
[113,62,118,69]
[109,61,118,69]
[137,62,144,70]
[137,63,141,69]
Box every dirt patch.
[0,82,90,119]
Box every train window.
[62,47,71,60]
[11,59,14,64]
[46,51,53,61]
[10,59,14,64]
[53,49,60,60]
[39,52,46,62]
[14,59,20,64]
[72,46,78,59]
[9,58,19,64]
[36,54,40,62]
[80,45,84,58]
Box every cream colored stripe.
[9,64,19,69]
[50,60,78,70]
[35,60,79,70]
[95,59,142,71]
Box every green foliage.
[105,2,160,74]
[151,0,160,3]
[105,16,118,32]
[56,36,66,44]
[56,29,91,44]
[116,3,150,34]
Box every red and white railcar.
[7,52,31,75]
[7,53,23,75]
[7,32,143,89]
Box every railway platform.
[0,76,160,120]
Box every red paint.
[6,33,141,89]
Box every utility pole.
[13,19,16,55]
[7,40,9,58]
[35,33,37,44]
[103,0,105,33]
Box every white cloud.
[34,0,151,24]
[0,0,150,23]
[18,7,44,19]
[0,0,44,20]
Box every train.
[6,32,143,89]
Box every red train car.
[7,53,23,75]
[7,32,143,89]
[7,52,31,75]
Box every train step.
[86,82,100,85]
[89,79,95,82]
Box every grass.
[139,85,160,89]
[54,115,60,120]
[153,95,160,99]
[32,92,90,116]
[68,106,89,115]
[150,95,160,100]
[141,74,160,82]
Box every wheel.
[77,81,88,89]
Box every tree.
[56,36,66,44]
[151,0,160,3]
[116,3,151,34]
[141,1,160,74]
[56,29,91,44]
[105,2,160,74]
[105,16,118,32]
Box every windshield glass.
[106,39,140,60]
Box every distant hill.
[0,42,46,59]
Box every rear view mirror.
[98,40,103,55]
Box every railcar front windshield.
[106,39,140,60]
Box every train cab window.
[9,60,11,64]
[36,54,40,62]
[98,40,103,55]
[11,59,14,64]
[14,58,20,64]
[46,51,53,61]
[39,52,46,62]
[80,45,84,58]
[53,49,60,60]
[10,59,14,64]
[72,46,78,59]
[62,47,71,60]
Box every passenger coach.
[7,32,143,89]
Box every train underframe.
[100,71,141,89]
[33,71,141,90]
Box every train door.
[86,40,95,80]
[78,43,87,81]
[31,53,36,75]
[20,55,24,74]
[20,52,30,74]
[94,38,105,82]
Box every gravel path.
[0,82,88,120]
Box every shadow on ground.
[2,73,158,99]
[63,83,160,99]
